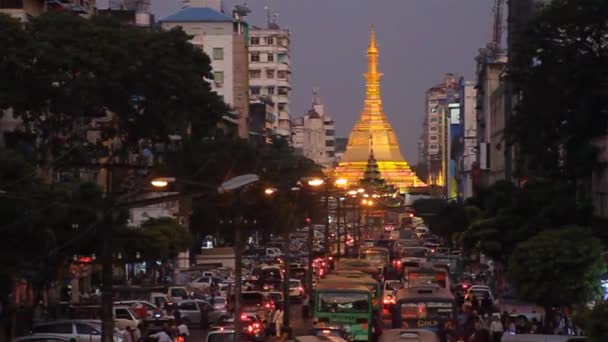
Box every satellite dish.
[234,4,251,15]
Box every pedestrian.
[149,327,173,342]
[176,319,190,337]
[132,323,143,342]
[122,327,134,342]
[489,316,504,342]
[274,307,284,337]
[507,318,516,335]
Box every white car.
[31,320,123,342]
[383,280,403,307]
[289,279,305,300]
[465,287,495,303]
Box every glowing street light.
[357,188,365,193]
[150,177,176,188]
[334,178,348,187]
[264,188,277,195]
[308,178,325,187]
[347,190,358,196]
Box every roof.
[161,7,233,23]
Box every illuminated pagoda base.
[334,26,425,193]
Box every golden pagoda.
[335,26,425,192]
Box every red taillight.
[383,299,390,304]
[265,303,271,308]
[247,325,253,332]
[253,323,260,329]
[328,256,333,260]
[241,314,248,320]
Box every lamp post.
[147,174,260,342]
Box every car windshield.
[403,248,426,257]
[375,240,394,248]
[386,281,403,291]
[242,293,263,304]
[401,302,453,320]
[213,298,226,304]
[268,293,282,301]
[363,252,387,264]
[261,269,281,279]
[289,281,300,287]
[318,292,370,314]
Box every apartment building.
[0,0,95,20]
[248,24,292,138]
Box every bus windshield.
[363,251,388,264]
[408,271,447,288]
[318,292,370,314]
[401,302,453,320]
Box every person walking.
[274,307,284,337]
[489,316,504,342]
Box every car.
[237,291,273,321]
[114,300,162,319]
[16,335,77,342]
[30,320,123,342]
[175,299,228,327]
[383,280,403,308]
[289,279,305,300]
[216,314,265,341]
[379,329,440,342]
[210,296,227,311]
[266,291,283,308]
[309,326,354,341]
[206,327,236,342]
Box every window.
[278,87,288,95]
[267,86,275,95]
[178,301,198,311]
[33,323,73,334]
[267,53,274,62]
[250,37,260,45]
[326,130,335,136]
[277,70,288,79]
[430,145,438,149]
[430,135,438,141]
[115,308,132,320]
[76,323,100,335]
[213,71,224,84]
[266,69,275,79]
[327,151,335,157]
[250,53,260,62]
[277,52,286,63]
[430,106,438,113]
[430,117,438,122]
[212,48,224,60]
[430,127,437,132]
[278,103,287,111]
[250,87,261,95]
[325,140,335,147]
[249,70,261,79]
[264,36,274,45]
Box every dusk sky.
[103,0,494,164]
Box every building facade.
[421,74,461,192]
[460,80,478,199]
[161,4,250,139]
[291,91,335,169]
[248,25,292,138]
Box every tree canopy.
[508,226,605,308]
[507,0,608,181]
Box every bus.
[362,247,391,276]
[391,285,457,332]
[323,275,383,311]
[426,254,463,279]
[314,282,374,341]
[337,258,384,282]
[404,263,450,289]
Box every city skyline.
[101,0,494,164]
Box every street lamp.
[307,178,325,187]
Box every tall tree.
[507,0,608,182]
[508,226,605,312]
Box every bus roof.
[394,285,454,302]
[379,329,440,342]
[363,247,390,253]
[323,275,379,286]
[315,282,372,292]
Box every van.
[266,247,284,258]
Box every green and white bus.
[391,285,457,333]
[314,282,374,341]
[324,275,382,311]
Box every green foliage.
[574,301,608,342]
[508,226,605,308]
[460,180,591,262]
[0,12,226,169]
[117,218,194,262]
[507,0,608,180]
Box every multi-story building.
[459,80,478,199]
[161,1,250,139]
[248,24,291,138]
[291,90,336,169]
[0,0,95,20]
[421,74,460,193]
[248,97,275,146]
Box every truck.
[195,247,235,269]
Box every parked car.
[175,299,228,327]
[15,334,75,342]
[30,320,123,342]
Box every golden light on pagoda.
[334,26,426,192]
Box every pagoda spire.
[365,25,383,103]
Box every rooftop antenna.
[312,87,320,105]
[264,0,272,28]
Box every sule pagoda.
[334,26,426,192]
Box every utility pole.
[336,198,341,260]
[305,217,314,299]
[233,218,243,341]
[324,182,330,258]
[101,161,114,342]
